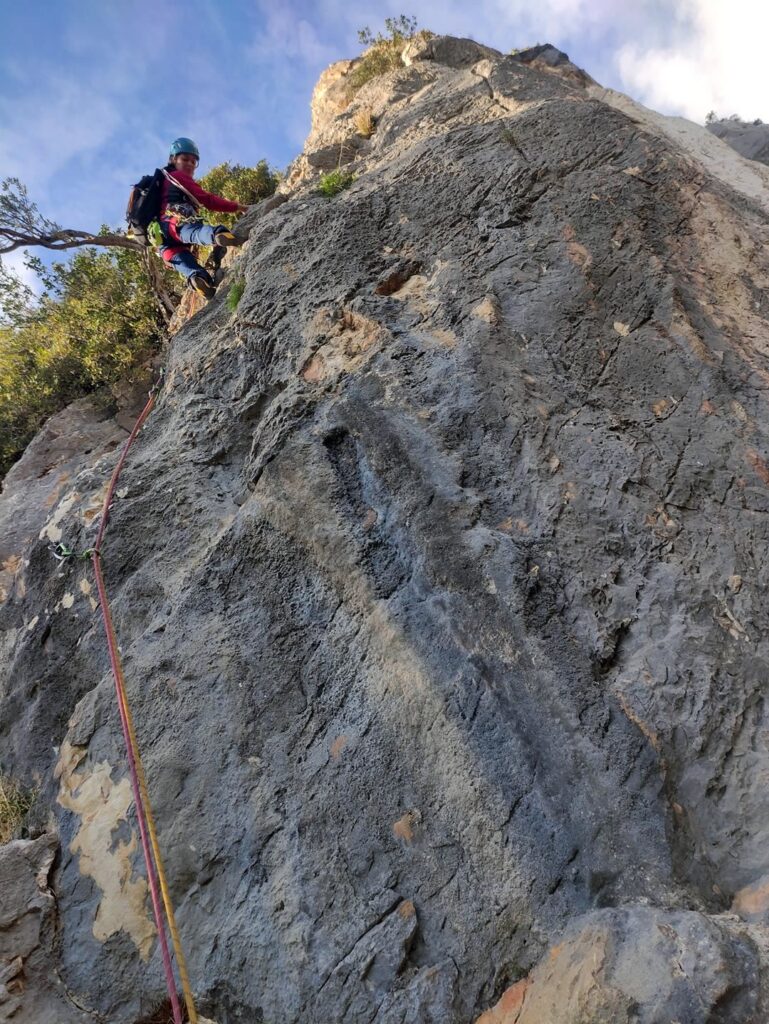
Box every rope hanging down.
[90,377,198,1024]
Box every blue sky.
[0,0,766,286]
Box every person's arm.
[169,170,244,213]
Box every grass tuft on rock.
[318,168,356,198]
[228,278,245,311]
[354,108,376,137]
[0,775,34,844]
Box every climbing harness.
[88,371,199,1024]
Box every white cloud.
[617,0,769,121]
[0,78,121,197]
[1,249,41,297]
[247,6,338,65]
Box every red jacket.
[160,169,240,217]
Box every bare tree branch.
[0,177,143,254]
[0,227,144,255]
[0,176,178,324]
[141,250,176,324]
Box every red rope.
[91,386,185,1024]
[93,391,156,554]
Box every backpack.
[126,169,164,246]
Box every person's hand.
[237,203,249,213]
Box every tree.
[0,245,168,477]
[0,177,141,257]
[197,160,279,228]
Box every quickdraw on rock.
[51,542,95,562]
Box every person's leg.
[177,221,243,248]
[160,247,215,298]
[158,218,215,296]
[176,221,220,247]
[166,248,209,282]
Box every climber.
[159,137,249,300]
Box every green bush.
[193,160,279,264]
[317,169,356,197]
[346,16,430,98]
[228,278,245,311]
[0,244,166,477]
[197,160,279,229]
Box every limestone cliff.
[2,37,769,1024]
[707,116,769,167]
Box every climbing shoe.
[189,272,216,300]
[213,230,243,247]
[205,246,227,286]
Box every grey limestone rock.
[402,35,500,70]
[707,118,769,166]
[493,907,760,1024]
[2,36,769,1024]
[0,834,91,1023]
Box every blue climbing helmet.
[168,137,200,162]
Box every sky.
[1,0,767,288]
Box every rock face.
[479,908,763,1024]
[0,377,151,606]
[708,118,769,166]
[2,35,769,1024]
[0,835,90,1022]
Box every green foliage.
[228,277,245,311]
[197,160,279,229]
[0,244,166,477]
[317,168,356,197]
[0,775,34,844]
[192,160,279,265]
[357,14,418,48]
[347,16,430,97]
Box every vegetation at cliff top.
[706,110,764,125]
[346,15,432,98]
